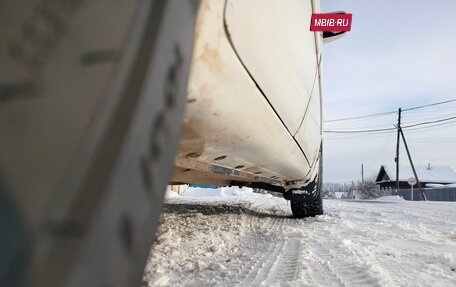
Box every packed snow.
[143,186,456,287]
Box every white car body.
[172,0,323,188]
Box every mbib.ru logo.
[310,13,352,32]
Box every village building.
[375,164,456,190]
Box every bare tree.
[357,177,381,199]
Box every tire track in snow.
[238,239,286,286]
[224,216,280,285]
[259,237,303,286]
[300,237,384,287]
[235,218,305,286]
[280,216,383,287]
[223,216,285,286]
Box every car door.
[224,0,319,136]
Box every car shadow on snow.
[162,203,292,219]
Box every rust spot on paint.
[200,43,225,78]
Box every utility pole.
[399,128,427,201]
[395,108,402,195]
[361,164,364,184]
[351,180,354,200]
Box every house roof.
[376,165,456,184]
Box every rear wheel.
[287,147,323,218]
[289,175,323,218]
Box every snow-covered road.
[143,187,456,287]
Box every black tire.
[289,147,323,218]
[0,1,198,287]
[290,180,323,218]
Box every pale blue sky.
[322,1,456,182]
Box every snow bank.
[164,186,282,215]
[181,186,256,197]
[426,183,446,188]
[166,185,274,201]
[165,190,180,198]
[164,186,180,198]
[373,195,405,202]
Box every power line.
[402,116,456,129]
[403,119,456,134]
[370,131,396,167]
[325,98,456,123]
[324,127,396,134]
[324,115,456,134]
[408,139,456,143]
[403,98,456,112]
[324,132,398,140]
[325,111,396,123]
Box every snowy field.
[143,187,456,287]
